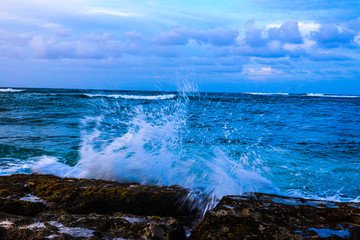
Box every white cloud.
[354,34,360,45]
[298,22,320,36]
[84,8,141,17]
[242,66,283,80]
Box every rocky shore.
[0,174,359,239]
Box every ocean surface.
[0,87,359,205]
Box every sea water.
[0,87,359,207]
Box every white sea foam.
[49,221,94,238]
[243,92,359,98]
[285,189,360,203]
[0,158,35,175]
[27,222,46,230]
[20,194,46,203]
[0,88,23,92]
[306,93,359,98]
[243,92,289,96]
[85,93,176,100]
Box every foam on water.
[0,88,23,92]
[243,92,289,96]
[305,93,359,98]
[84,93,176,100]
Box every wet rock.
[0,174,198,217]
[189,193,360,239]
[0,212,186,239]
[0,199,46,217]
[0,174,198,240]
[3,174,359,239]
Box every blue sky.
[0,0,360,94]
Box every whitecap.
[84,93,176,100]
[306,93,359,98]
[243,92,289,96]
[0,88,23,92]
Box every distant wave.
[305,93,359,98]
[243,92,359,98]
[0,88,23,93]
[243,92,289,96]
[85,94,176,100]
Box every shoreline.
[0,174,359,239]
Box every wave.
[243,92,359,98]
[305,93,359,98]
[0,88,23,93]
[84,94,176,100]
[32,89,278,211]
[243,92,289,96]
[0,158,35,175]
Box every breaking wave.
[305,93,359,98]
[32,85,278,210]
[84,94,176,100]
[243,92,360,98]
[243,92,289,96]
[0,88,23,93]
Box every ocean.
[0,87,359,205]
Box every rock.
[189,193,360,239]
[0,174,201,240]
[2,174,360,239]
[0,211,186,240]
[0,174,199,217]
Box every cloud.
[206,28,239,46]
[244,19,267,47]
[237,20,306,59]
[234,41,287,58]
[242,66,283,80]
[308,52,352,61]
[310,24,356,48]
[154,27,238,46]
[155,28,190,45]
[84,8,141,17]
[348,17,360,31]
[0,29,30,45]
[268,21,303,44]
[29,32,146,59]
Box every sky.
[0,0,360,94]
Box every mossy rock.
[0,174,199,218]
[0,199,46,217]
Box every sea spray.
[32,83,279,212]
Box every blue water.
[0,87,359,204]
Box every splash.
[32,82,278,211]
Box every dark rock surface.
[0,174,199,239]
[189,193,360,240]
[0,211,186,240]
[1,174,360,239]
